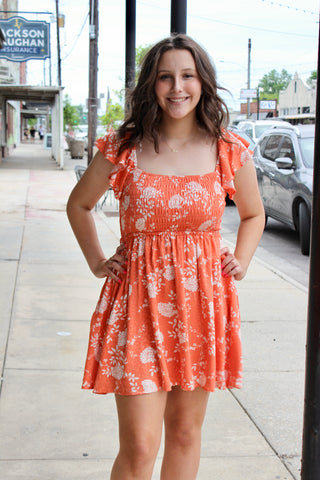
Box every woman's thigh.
[164,387,210,433]
[115,390,168,448]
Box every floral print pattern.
[82,130,251,395]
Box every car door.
[258,134,282,213]
[270,135,296,222]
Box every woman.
[67,34,265,480]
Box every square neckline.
[133,143,220,179]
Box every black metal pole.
[170,0,187,35]
[301,14,320,479]
[125,0,136,112]
[87,0,99,165]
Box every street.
[221,203,310,289]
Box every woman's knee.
[115,390,167,471]
[165,420,201,450]
[120,430,161,470]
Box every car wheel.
[299,202,310,256]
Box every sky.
[18,0,319,113]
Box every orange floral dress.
[82,130,251,395]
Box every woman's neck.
[159,116,199,140]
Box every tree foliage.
[63,94,80,130]
[100,95,124,127]
[100,44,152,128]
[307,70,317,86]
[258,69,292,99]
[28,118,37,128]
[135,44,151,82]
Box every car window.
[258,136,268,156]
[300,137,314,168]
[244,126,253,138]
[263,135,282,161]
[255,125,275,138]
[278,136,296,162]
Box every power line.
[137,0,317,38]
[61,12,88,62]
[260,0,318,16]
[188,13,317,38]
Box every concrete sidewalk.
[0,144,307,479]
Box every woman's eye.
[159,74,170,80]
[183,73,193,79]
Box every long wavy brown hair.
[117,34,230,155]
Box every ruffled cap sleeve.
[218,130,252,200]
[95,130,135,199]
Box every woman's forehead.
[157,49,196,70]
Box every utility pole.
[87,0,99,165]
[247,38,251,119]
[55,0,61,86]
[171,0,187,34]
[301,18,320,479]
[125,0,136,112]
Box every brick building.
[240,99,278,119]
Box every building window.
[294,81,297,93]
[302,106,310,113]
[298,107,300,114]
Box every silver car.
[253,124,314,255]
[237,119,292,142]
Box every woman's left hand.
[220,246,246,281]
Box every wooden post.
[87,0,99,165]
[55,0,62,86]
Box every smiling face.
[154,49,202,123]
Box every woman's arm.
[66,150,126,280]
[221,159,265,281]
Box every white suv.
[237,120,292,142]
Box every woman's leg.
[111,390,167,480]
[160,386,210,480]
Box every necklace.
[162,139,179,153]
[161,134,197,153]
[138,129,203,154]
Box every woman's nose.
[172,76,183,92]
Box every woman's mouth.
[168,97,188,103]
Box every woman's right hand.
[92,243,127,282]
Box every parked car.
[237,119,292,143]
[253,124,314,255]
[224,127,256,205]
[229,126,256,151]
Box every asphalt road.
[221,204,310,289]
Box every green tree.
[307,70,317,86]
[63,95,80,130]
[100,96,124,127]
[28,118,37,128]
[258,69,292,100]
[100,44,152,128]
[135,44,152,82]
[75,104,88,124]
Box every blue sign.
[0,16,50,62]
